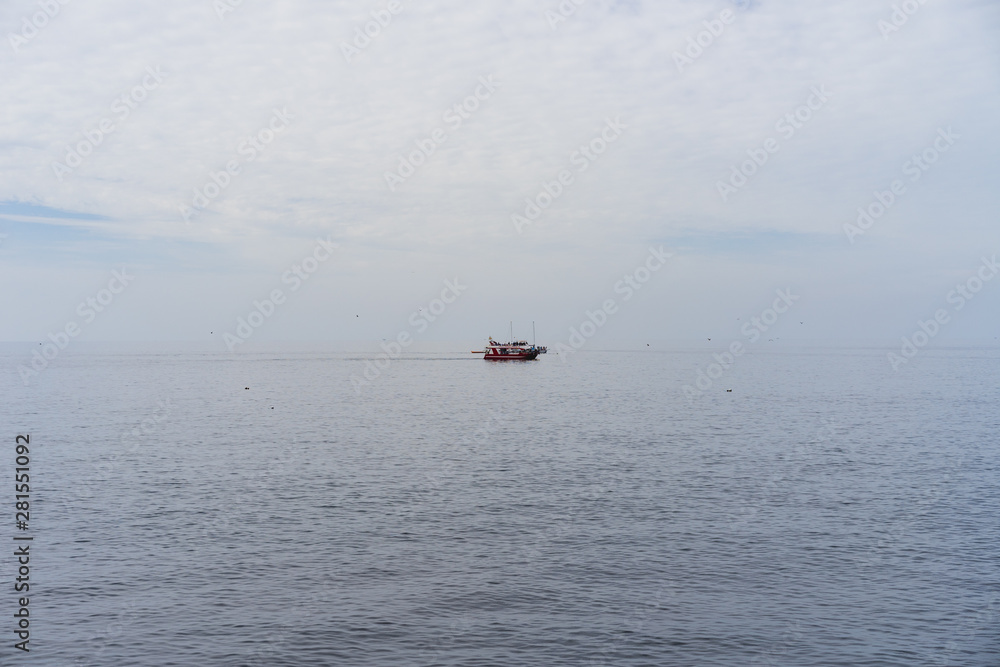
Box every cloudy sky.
[1,0,998,346]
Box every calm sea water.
[1,343,998,666]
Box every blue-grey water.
[2,344,997,666]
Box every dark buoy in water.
[245,387,249,390]
[726,389,732,392]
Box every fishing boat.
[471,322,542,360]
[473,338,540,360]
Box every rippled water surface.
[2,344,998,666]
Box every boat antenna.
[533,321,536,347]
[510,321,513,344]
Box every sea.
[1,342,997,666]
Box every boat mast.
[533,321,536,347]
[510,321,513,343]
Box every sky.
[1,0,999,347]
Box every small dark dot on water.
[245,387,249,390]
